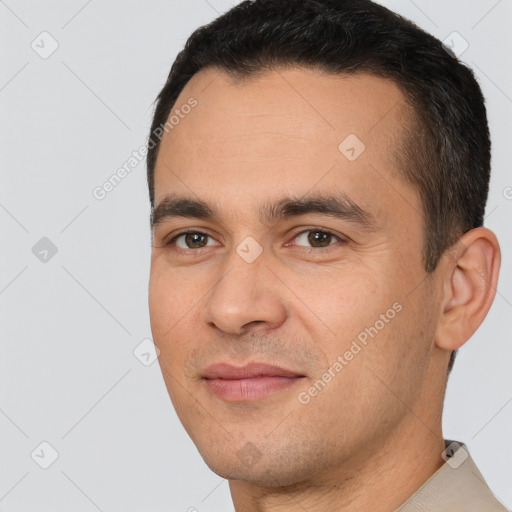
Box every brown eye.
[307,231,332,247]
[166,231,217,250]
[294,229,341,249]
[183,232,208,248]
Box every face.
[148,67,441,486]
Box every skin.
[148,67,500,512]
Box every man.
[146,0,508,510]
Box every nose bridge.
[201,237,286,334]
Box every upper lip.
[202,362,304,380]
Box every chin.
[198,444,322,488]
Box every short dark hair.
[147,0,492,373]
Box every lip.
[202,362,304,379]
[202,362,306,401]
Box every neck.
[229,415,446,512]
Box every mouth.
[202,362,306,401]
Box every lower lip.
[204,376,304,401]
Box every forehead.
[153,67,416,226]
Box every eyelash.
[161,228,347,255]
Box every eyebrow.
[150,192,377,231]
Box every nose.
[201,244,287,336]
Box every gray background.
[1,0,510,510]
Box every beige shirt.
[396,439,509,511]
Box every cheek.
[148,266,173,338]
[148,264,198,361]
[149,261,201,325]
[148,266,200,410]
[288,260,427,392]
[287,264,398,341]
[299,279,433,432]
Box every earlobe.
[435,227,501,351]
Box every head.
[147,0,500,488]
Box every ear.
[435,227,501,351]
